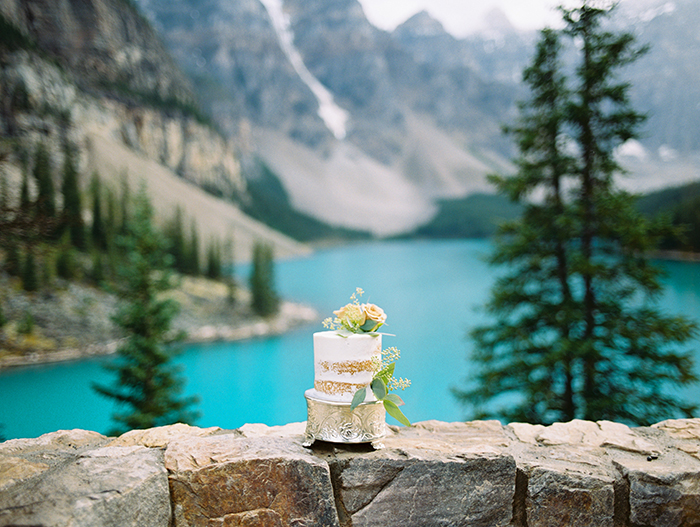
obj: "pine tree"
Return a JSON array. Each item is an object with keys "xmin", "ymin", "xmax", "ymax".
[
  {"xmin": 224, "ymin": 236, "xmax": 236, "ymax": 305},
  {"xmin": 456, "ymin": 3, "xmax": 697, "ymax": 425},
  {"xmin": 56, "ymin": 236, "xmax": 78, "ymax": 280},
  {"xmin": 21, "ymin": 247, "xmax": 38, "ymax": 292},
  {"xmin": 249, "ymin": 241, "xmax": 279, "ymax": 317},
  {"xmin": 118, "ymin": 175, "xmax": 130, "ymax": 236},
  {"xmin": 167, "ymin": 205, "xmax": 187, "ymax": 274},
  {"xmin": 187, "ymin": 220, "xmax": 200, "ymax": 276},
  {"xmin": 4, "ymin": 238, "xmax": 21, "ymax": 276},
  {"xmin": 90, "ymin": 173, "xmax": 107, "ymax": 251},
  {"xmin": 93, "ymin": 186, "xmax": 199, "ymax": 434},
  {"xmin": 205, "ymin": 238, "xmax": 222, "ymax": 280},
  {"xmin": 60, "ymin": 146, "xmax": 85, "ymax": 250},
  {"xmin": 32, "ymin": 142, "xmax": 55, "ymax": 219},
  {"xmin": 19, "ymin": 167, "xmax": 30, "ymax": 212}
]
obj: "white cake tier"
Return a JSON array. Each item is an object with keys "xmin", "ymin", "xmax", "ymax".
[{"xmin": 313, "ymin": 331, "xmax": 382, "ymax": 402}]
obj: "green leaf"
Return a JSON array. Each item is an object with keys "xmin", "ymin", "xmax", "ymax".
[
  {"xmin": 383, "ymin": 400, "xmax": 411, "ymax": 426},
  {"xmin": 384, "ymin": 393, "xmax": 405, "ymax": 407},
  {"xmin": 370, "ymin": 377, "xmax": 387, "ymax": 400},
  {"xmin": 376, "ymin": 362, "xmax": 395, "ymax": 385},
  {"xmin": 350, "ymin": 387, "xmax": 366, "ymax": 410}
]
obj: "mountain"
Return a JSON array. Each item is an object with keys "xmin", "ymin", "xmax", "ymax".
[
  {"xmin": 0, "ymin": 0, "xmax": 308, "ymax": 260},
  {"xmin": 131, "ymin": 0, "xmax": 700, "ymax": 238},
  {"xmin": 6, "ymin": 0, "xmax": 696, "ymax": 242},
  {"xmin": 133, "ymin": 0, "xmax": 519, "ymax": 236}
]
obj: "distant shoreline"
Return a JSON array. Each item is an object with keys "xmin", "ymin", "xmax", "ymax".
[
  {"xmin": 652, "ymin": 250, "xmax": 700, "ymax": 263},
  {"xmin": 0, "ymin": 301, "xmax": 318, "ymax": 372}
]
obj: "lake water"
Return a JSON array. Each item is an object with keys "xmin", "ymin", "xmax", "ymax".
[{"xmin": 1, "ymin": 239, "xmax": 699, "ymax": 440}]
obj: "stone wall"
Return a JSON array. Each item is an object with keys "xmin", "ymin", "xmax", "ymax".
[{"xmin": 1, "ymin": 418, "xmax": 699, "ymax": 526}]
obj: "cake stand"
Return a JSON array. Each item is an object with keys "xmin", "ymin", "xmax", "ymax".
[{"xmin": 302, "ymin": 389, "xmax": 386, "ymax": 448}]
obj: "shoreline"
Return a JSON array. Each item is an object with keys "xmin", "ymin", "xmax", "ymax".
[
  {"xmin": 0, "ymin": 301, "xmax": 319, "ymax": 372},
  {"xmin": 651, "ymin": 249, "xmax": 700, "ymax": 263}
]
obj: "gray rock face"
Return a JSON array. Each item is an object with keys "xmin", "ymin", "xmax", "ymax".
[
  {"xmin": 337, "ymin": 452, "xmax": 515, "ymax": 527},
  {"xmin": 0, "ymin": 430, "xmax": 170, "ymax": 527},
  {"xmin": 165, "ymin": 434, "xmax": 339, "ymax": 527},
  {"xmin": 2, "ymin": 419, "xmax": 699, "ymax": 526},
  {"xmin": 137, "ymin": 0, "xmax": 330, "ymax": 147},
  {"xmin": 1, "ymin": 0, "xmax": 196, "ymax": 106}
]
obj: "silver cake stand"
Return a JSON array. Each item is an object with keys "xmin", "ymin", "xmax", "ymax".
[{"xmin": 302, "ymin": 389, "xmax": 386, "ymax": 448}]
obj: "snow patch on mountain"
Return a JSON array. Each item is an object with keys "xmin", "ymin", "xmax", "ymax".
[{"xmin": 260, "ymin": 0, "xmax": 349, "ymax": 140}]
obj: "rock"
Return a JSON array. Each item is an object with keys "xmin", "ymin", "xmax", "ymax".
[
  {"xmin": 0, "ymin": 456, "xmax": 49, "ymax": 491},
  {"xmin": 328, "ymin": 421, "xmax": 516, "ymax": 527},
  {"xmin": 0, "ymin": 444, "xmax": 170, "ymax": 527},
  {"xmin": 166, "ymin": 434, "xmax": 339, "ymax": 527},
  {"xmin": 238, "ymin": 421, "xmax": 308, "ymax": 438},
  {"xmin": 340, "ymin": 452, "xmax": 515, "ymax": 527},
  {"xmin": 107, "ymin": 423, "xmax": 223, "ymax": 448},
  {"xmin": 0, "ymin": 429, "xmax": 108, "ymax": 454},
  {"xmin": 530, "ymin": 419, "xmax": 660, "ymax": 456},
  {"xmin": 612, "ymin": 449, "xmax": 700, "ymax": 527},
  {"xmin": 519, "ymin": 450, "xmax": 617, "ymax": 527},
  {"xmin": 509, "ymin": 422, "xmax": 547, "ymax": 444},
  {"xmin": 653, "ymin": 418, "xmax": 700, "ymax": 460},
  {"xmin": 1, "ymin": 0, "xmax": 196, "ymax": 106},
  {"xmin": 1, "ymin": 419, "xmax": 699, "ymax": 526}
]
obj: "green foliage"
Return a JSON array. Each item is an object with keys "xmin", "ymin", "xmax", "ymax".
[
  {"xmin": 93, "ymin": 186, "xmax": 199, "ymax": 434},
  {"xmin": 187, "ymin": 221, "xmax": 200, "ymax": 276},
  {"xmin": 409, "ymin": 193, "xmax": 523, "ymax": 239},
  {"xmin": 33, "ymin": 142, "xmax": 55, "ymax": 219},
  {"xmin": 97, "ymin": 80, "xmax": 215, "ymax": 130},
  {"xmin": 55, "ymin": 241, "xmax": 78, "ymax": 280},
  {"xmin": 350, "ymin": 359, "xmax": 411, "ymax": 426},
  {"xmin": 224, "ymin": 237, "xmax": 236, "ymax": 305},
  {"xmin": 17, "ymin": 310, "xmax": 34, "ymax": 335},
  {"xmin": 90, "ymin": 173, "xmax": 107, "ymax": 251},
  {"xmin": 0, "ymin": 13, "xmax": 36, "ymax": 52},
  {"xmin": 637, "ymin": 182, "xmax": 700, "ymax": 252},
  {"xmin": 249, "ymin": 241, "xmax": 279, "ymax": 317},
  {"xmin": 205, "ymin": 239, "xmax": 222, "ymax": 280},
  {"xmin": 21, "ymin": 248, "xmax": 38, "ymax": 292},
  {"xmin": 166, "ymin": 206, "xmax": 186, "ymax": 273},
  {"xmin": 10, "ymin": 80, "xmax": 31, "ymax": 112},
  {"xmin": 670, "ymin": 194, "xmax": 700, "ymax": 251},
  {"xmin": 4, "ymin": 238, "xmax": 21, "ymax": 276},
  {"xmin": 61, "ymin": 146, "xmax": 85, "ymax": 250},
  {"xmin": 457, "ymin": 4, "xmax": 698, "ymax": 426},
  {"xmin": 241, "ymin": 159, "xmax": 372, "ymax": 242},
  {"xmin": 19, "ymin": 168, "xmax": 30, "ymax": 212}
]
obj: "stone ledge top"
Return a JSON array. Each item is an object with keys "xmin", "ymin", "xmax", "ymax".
[{"xmin": 2, "ymin": 418, "xmax": 700, "ymax": 527}]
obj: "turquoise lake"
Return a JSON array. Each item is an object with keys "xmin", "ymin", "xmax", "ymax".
[{"xmin": 1, "ymin": 239, "xmax": 699, "ymax": 440}]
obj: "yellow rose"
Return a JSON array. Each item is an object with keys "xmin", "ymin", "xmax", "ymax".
[
  {"xmin": 360, "ymin": 303, "xmax": 386, "ymax": 331},
  {"xmin": 333, "ymin": 303, "xmax": 366, "ymax": 329}
]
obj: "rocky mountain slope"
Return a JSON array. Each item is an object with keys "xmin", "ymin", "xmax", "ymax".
[
  {"xmin": 135, "ymin": 0, "xmax": 516, "ymax": 236},
  {"xmin": 0, "ymin": 0, "xmax": 308, "ymax": 260},
  {"xmin": 134, "ymin": 0, "xmax": 700, "ymax": 236}
]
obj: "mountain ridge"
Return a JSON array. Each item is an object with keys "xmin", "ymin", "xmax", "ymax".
[{"xmin": 0, "ymin": 0, "xmax": 308, "ymax": 260}]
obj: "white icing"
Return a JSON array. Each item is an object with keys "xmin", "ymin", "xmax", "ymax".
[{"xmin": 312, "ymin": 331, "xmax": 381, "ymax": 402}]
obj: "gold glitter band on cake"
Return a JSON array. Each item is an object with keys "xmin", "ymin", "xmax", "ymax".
[
  {"xmin": 314, "ymin": 380, "xmax": 367, "ymax": 396},
  {"xmin": 318, "ymin": 359, "xmax": 375, "ymax": 375}
]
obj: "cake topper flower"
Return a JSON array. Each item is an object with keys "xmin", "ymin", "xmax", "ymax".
[
  {"xmin": 323, "ymin": 287, "xmax": 387, "ymax": 334},
  {"xmin": 323, "ymin": 288, "xmax": 411, "ymax": 426}
]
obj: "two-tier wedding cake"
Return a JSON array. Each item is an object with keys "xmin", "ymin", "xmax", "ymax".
[{"xmin": 303, "ymin": 288, "xmax": 410, "ymax": 446}]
